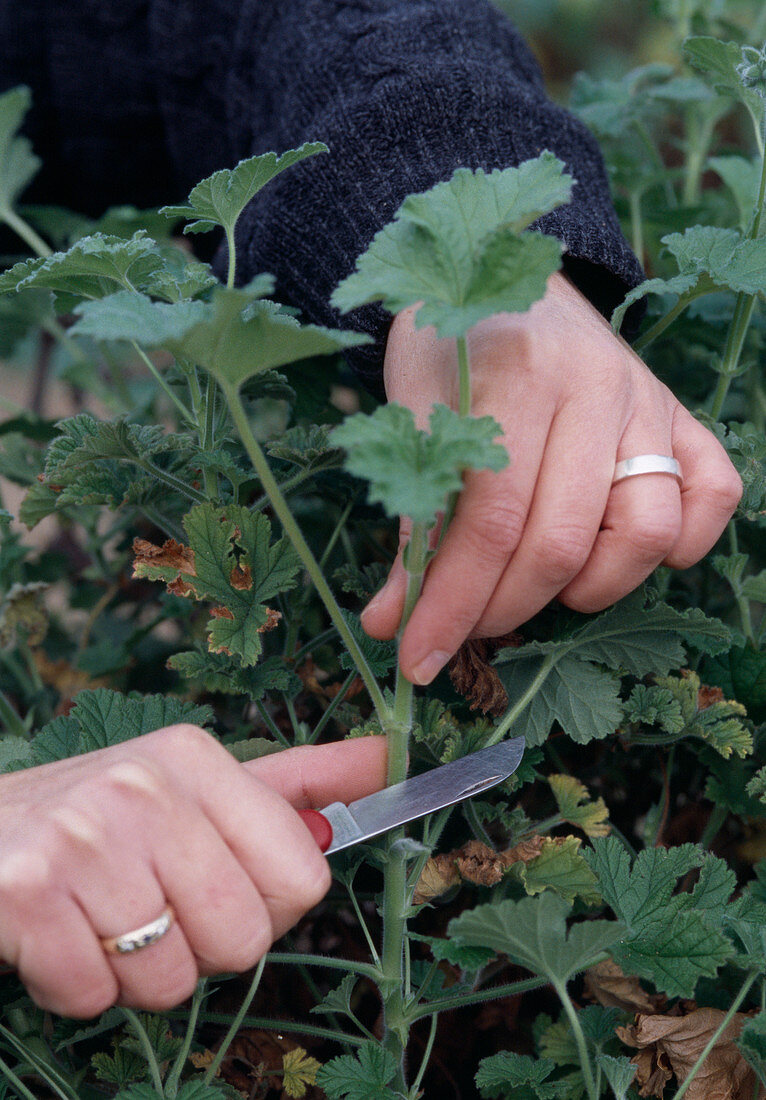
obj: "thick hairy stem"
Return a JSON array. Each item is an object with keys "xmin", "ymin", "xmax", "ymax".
[
  {"xmin": 223, "ymin": 383, "xmax": 390, "ymax": 722},
  {"xmin": 379, "ymin": 522, "xmax": 429, "ymax": 1091}
]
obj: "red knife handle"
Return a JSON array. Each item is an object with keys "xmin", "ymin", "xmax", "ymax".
[{"xmin": 298, "ymin": 809, "xmax": 334, "ymax": 853}]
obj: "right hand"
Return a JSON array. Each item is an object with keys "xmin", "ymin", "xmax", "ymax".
[{"xmin": 0, "ymin": 725, "xmax": 388, "ymax": 1017}]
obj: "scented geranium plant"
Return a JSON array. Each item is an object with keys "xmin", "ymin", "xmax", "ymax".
[{"xmin": 0, "ymin": 6, "xmax": 765, "ymax": 1098}]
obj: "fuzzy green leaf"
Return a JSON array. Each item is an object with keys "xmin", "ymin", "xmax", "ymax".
[
  {"xmin": 498, "ymin": 653, "xmax": 623, "ymax": 746},
  {"xmin": 548, "ymin": 775, "xmax": 610, "ymax": 837},
  {"xmin": 315, "ymin": 1042, "xmax": 399, "ymax": 1100},
  {"xmin": 71, "ymin": 290, "xmax": 209, "ymax": 344},
  {"xmin": 333, "ymin": 154, "xmax": 571, "ymax": 337},
  {"xmin": 133, "ymin": 503, "xmax": 300, "ymax": 666},
  {"xmin": 338, "ymin": 610, "xmax": 396, "ymax": 676},
  {"xmin": 508, "ymin": 835, "xmax": 602, "ymax": 905},
  {"xmin": 334, "ymin": 402, "xmax": 507, "ymax": 524},
  {"xmin": 708, "ymin": 155, "xmax": 763, "ymax": 233},
  {"xmin": 738, "ymin": 1012, "xmax": 766, "ymax": 1086},
  {"xmin": 31, "ymin": 690, "xmax": 213, "ymax": 764},
  {"xmin": 596, "ymin": 1054, "xmax": 637, "ymax": 1100},
  {"xmin": 0, "ymin": 86, "xmax": 40, "ymax": 213},
  {"xmin": 475, "ymin": 1052, "xmax": 558, "ymax": 1099},
  {"xmin": 412, "ymin": 933, "xmax": 495, "ymax": 971},
  {"xmin": 447, "ymin": 892, "xmax": 623, "ymax": 985},
  {"xmin": 684, "ymin": 36, "xmax": 766, "ymax": 128},
  {"xmin": 164, "ymin": 287, "xmax": 368, "ymax": 390},
  {"xmin": 267, "ymin": 424, "xmax": 343, "ymax": 471},
  {"xmin": 584, "ymin": 838, "xmax": 735, "ymax": 996},
  {"xmin": 0, "ymin": 232, "xmax": 165, "ymax": 312},
  {"xmin": 159, "ymin": 144, "xmax": 328, "ymax": 236},
  {"xmin": 167, "ymin": 650, "xmax": 300, "ymax": 699},
  {"xmin": 310, "ymin": 973, "xmax": 357, "ymax": 1019}
]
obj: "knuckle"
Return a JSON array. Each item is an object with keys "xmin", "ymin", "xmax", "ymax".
[
  {"xmin": 136, "ymin": 959, "xmax": 199, "ymax": 1012},
  {"xmin": 0, "ymin": 845, "xmax": 54, "ymax": 906},
  {"xmin": 155, "ymin": 723, "xmax": 214, "ymax": 755},
  {"xmin": 57, "ymin": 978, "xmax": 117, "ymax": 1020},
  {"xmin": 536, "ymin": 524, "xmax": 594, "ymax": 584},
  {"xmin": 701, "ymin": 467, "xmax": 743, "ymax": 516},
  {"xmin": 463, "ymin": 497, "xmax": 527, "ymax": 562},
  {"xmin": 287, "ymin": 857, "xmax": 333, "ymax": 912},
  {"xmin": 624, "ymin": 512, "xmax": 681, "ymax": 562},
  {"xmin": 98, "ymin": 759, "xmax": 165, "ymax": 802}
]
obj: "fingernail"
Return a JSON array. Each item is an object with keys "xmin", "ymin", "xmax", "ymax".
[{"xmin": 410, "ymin": 650, "xmax": 451, "ymax": 686}]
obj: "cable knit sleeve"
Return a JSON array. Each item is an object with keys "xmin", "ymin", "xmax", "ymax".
[
  {"xmin": 1, "ymin": 0, "xmax": 643, "ymax": 395},
  {"xmin": 149, "ymin": 0, "xmax": 643, "ymax": 395}
]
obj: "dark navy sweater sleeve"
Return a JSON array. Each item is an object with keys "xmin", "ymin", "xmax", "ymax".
[{"xmin": 0, "ymin": 0, "xmax": 643, "ymax": 394}]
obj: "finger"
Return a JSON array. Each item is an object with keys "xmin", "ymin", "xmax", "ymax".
[
  {"xmin": 560, "ymin": 430, "xmax": 682, "ymax": 614},
  {"xmin": 0, "ymin": 847, "xmax": 117, "ymax": 1019},
  {"xmin": 55, "ymin": 769, "xmax": 201, "ymax": 1012},
  {"xmin": 361, "ymin": 534, "xmax": 409, "ymax": 640},
  {"xmin": 469, "ymin": 399, "xmax": 619, "ymax": 637},
  {"xmin": 663, "ymin": 404, "xmax": 742, "ymax": 568},
  {"xmin": 397, "ymin": 408, "xmax": 552, "ymax": 684},
  {"xmin": 246, "ymin": 737, "xmax": 389, "ymax": 808}
]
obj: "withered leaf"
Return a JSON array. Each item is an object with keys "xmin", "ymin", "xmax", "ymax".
[
  {"xmin": 585, "ymin": 959, "xmax": 664, "ymax": 1015},
  {"xmin": 618, "ymin": 1008, "xmax": 765, "ymax": 1100},
  {"xmin": 230, "ymin": 562, "xmax": 253, "ymax": 590},
  {"xmin": 448, "ymin": 633, "xmax": 522, "ymax": 715},
  {"xmin": 132, "ymin": 536, "xmax": 196, "ymax": 576},
  {"xmin": 456, "ymin": 839, "xmax": 507, "ymax": 887},
  {"xmin": 412, "ymin": 854, "xmax": 461, "ymax": 905}
]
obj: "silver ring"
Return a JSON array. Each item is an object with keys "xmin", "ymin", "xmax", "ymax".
[
  {"xmin": 101, "ymin": 904, "xmax": 175, "ymax": 956},
  {"xmin": 612, "ymin": 454, "xmax": 682, "ymax": 486}
]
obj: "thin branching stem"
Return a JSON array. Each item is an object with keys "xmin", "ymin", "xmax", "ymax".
[
  {"xmin": 120, "ymin": 1008, "xmax": 165, "ymax": 1095},
  {"xmin": 164, "ymin": 979, "xmax": 208, "ymax": 1098},
  {"xmin": 203, "ymin": 957, "xmax": 267, "ymax": 1084}
]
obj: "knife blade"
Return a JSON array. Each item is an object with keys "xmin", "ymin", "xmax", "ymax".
[{"xmin": 298, "ymin": 736, "xmax": 525, "ymax": 854}]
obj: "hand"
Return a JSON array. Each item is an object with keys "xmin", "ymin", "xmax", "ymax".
[
  {"xmin": 362, "ymin": 272, "xmax": 742, "ymax": 684},
  {"xmin": 0, "ymin": 727, "xmax": 387, "ymax": 1017}
]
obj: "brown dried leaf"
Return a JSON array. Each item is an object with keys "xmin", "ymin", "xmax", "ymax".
[
  {"xmin": 617, "ymin": 1008, "xmax": 765, "ymax": 1100},
  {"xmin": 132, "ymin": 536, "xmax": 196, "ymax": 575},
  {"xmin": 259, "ymin": 607, "xmax": 281, "ymax": 633},
  {"xmin": 500, "ymin": 836, "xmax": 546, "ymax": 866},
  {"xmin": 698, "ymin": 684, "xmax": 725, "ymax": 709},
  {"xmin": 412, "ymin": 854, "xmax": 461, "ymax": 905},
  {"xmin": 230, "ymin": 562, "xmax": 253, "ymax": 591},
  {"xmin": 455, "ymin": 839, "xmax": 507, "ymax": 886},
  {"xmin": 447, "ymin": 632, "xmax": 522, "ymax": 716},
  {"xmin": 211, "ymin": 605, "xmax": 235, "ymax": 620},
  {"xmin": 584, "ymin": 959, "xmax": 664, "ymax": 1015}
]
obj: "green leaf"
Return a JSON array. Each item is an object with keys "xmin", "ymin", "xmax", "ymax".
[
  {"xmin": 159, "ymin": 144, "xmax": 328, "ymax": 236},
  {"xmin": 548, "ymin": 775, "xmax": 610, "ymax": 837},
  {"xmin": 0, "ymin": 289, "xmax": 54, "ymax": 357},
  {"xmin": 0, "ymin": 581, "xmax": 48, "ymax": 647},
  {"xmin": 652, "ymin": 671, "xmax": 753, "ymax": 759},
  {"xmin": 91, "ymin": 1046, "xmax": 147, "ymax": 1087},
  {"xmin": 267, "ymin": 424, "xmax": 343, "ymax": 471},
  {"xmin": 584, "ymin": 838, "xmax": 735, "ymax": 996},
  {"xmin": 508, "ymin": 835, "xmax": 602, "ymax": 906},
  {"xmin": 338, "ymin": 610, "xmax": 396, "ymax": 676},
  {"xmin": 71, "ymin": 290, "xmax": 209, "ymax": 344},
  {"xmin": 596, "ymin": 1054, "xmax": 637, "ymax": 1100},
  {"xmin": 708, "ymin": 155, "xmax": 763, "ymax": 233},
  {"xmin": 334, "ymin": 402, "xmax": 507, "ymax": 525},
  {"xmin": 164, "ymin": 287, "xmax": 369, "ymax": 391},
  {"xmin": 475, "ymin": 1052, "xmax": 558, "ymax": 1099},
  {"xmin": 168, "ymin": 650, "xmax": 300, "ymax": 699},
  {"xmin": 663, "ymin": 225, "xmax": 766, "ymax": 295},
  {"xmin": 0, "ymin": 86, "xmax": 40, "ymax": 213},
  {"xmin": 310, "ymin": 973, "xmax": 357, "ymax": 1019},
  {"xmin": 412, "ymin": 933, "xmax": 495, "ymax": 971},
  {"xmin": 333, "ymin": 154, "xmax": 571, "ymax": 337},
  {"xmin": 738, "ymin": 1011, "xmax": 766, "ymax": 1086},
  {"xmin": 315, "ymin": 1042, "xmax": 399, "ymax": 1100},
  {"xmin": 134, "ymin": 503, "xmax": 301, "ymax": 666},
  {"xmin": 624, "ymin": 683, "xmax": 684, "ymax": 733},
  {"xmin": 684, "ymin": 36, "xmax": 766, "ymax": 129},
  {"xmin": 0, "ymin": 736, "xmax": 34, "ymax": 773},
  {"xmin": 703, "ymin": 644, "xmax": 766, "ymax": 723},
  {"xmin": 31, "ymin": 689, "xmax": 213, "ymax": 763},
  {"xmin": 447, "ymin": 892, "xmax": 623, "ymax": 986},
  {"xmin": 497, "ymin": 653, "xmax": 623, "ymax": 746},
  {"xmin": 0, "ymin": 232, "xmax": 165, "ymax": 312}
]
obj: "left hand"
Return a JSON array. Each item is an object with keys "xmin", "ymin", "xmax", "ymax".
[{"xmin": 361, "ymin": 272, "xmax": 742, "ymax": 684}]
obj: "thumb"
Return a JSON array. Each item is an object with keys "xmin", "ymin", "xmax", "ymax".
[{"xmin": 243, "ymin": 736, "xmax": 388, "ymax": 809}]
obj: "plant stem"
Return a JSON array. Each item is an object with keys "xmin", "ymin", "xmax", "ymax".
[
  {"xmin": 0, "ymin": 1052, "xmax": 41, "ymax": 1100},
  {"xmin": 265, "ymin": 951, "xmax": 380, "ymax": 981},
  {"xmin": 345, "ymin": 881, "xmax": 383, "ymax": 967},
  {"xmin": 120, "ymin": 1008, "xmax": 165, "ymax": 1096},
  {"xmin": 553, "ymin": 979, "xmax": 598, "ymax": 1100},
  {"xmin": 225, "ymin": 227, "xmax": 237, "ymax": 289},
  {"xmin": 488, "ymin": 654, "xmax": 556, "ymax": 744},
  {"xmin": 164, "ymin": 979, "xmax": 207, "ymax": 1098},
  {"xmin": 408, "ymin": 975, "xmax": 548, "ymax": 1022},
  {"xmin": 728, "ymin": 522, "xmax": 756, "ymax": 645},
  {"xmin": 254, "ymin": 699, "xmax": 292, "ymax": 747},
  {"xmin": 700, "ymin": 803, "xmax": 728, "ymax": 850},
  {"xmin": 136, "ymin": 457, "xmax": 207, "ymax": 504},
  {"xmin": 456, "ymin": 334, "xmax": 471, "ymax": 416},
  {"xmin": 169, "ymin": 1008, "xmax": 365, "ymax": 1047},
  {"xmin": 671, "ymin": 970, "xmax": 759, "ymax": 1100},
  {"xmin": 131, "ymin": 343, "xmax": 194, "ymax": 425},
  {"xmin": 1, "ymin": 207, "xmax": 53, "ymax": 257},
  {"xmin": 223, "ymin": 382, "xmax": 390, "ymax": 723},
  {"xmin": 633, "ymin": 295, "xmax": 695, "ymax": 355},
  {"xmin": 200, "ymin": 374, "xmax": 219, "ymax": 499},
  {"xmin": 379, "ymin": 522, "xmax": 430, "ymax": 1091},
  {"xmin": 310, "ymin": 670, "xmax": 358, "ymax": 743},
  {"xmin": 408, "ymin": 1013, "xmax": 439, "ymax": 1099},
  {"xmin": 203, "ymin": 956, "xmax": 266, "ymax": 1085}
]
